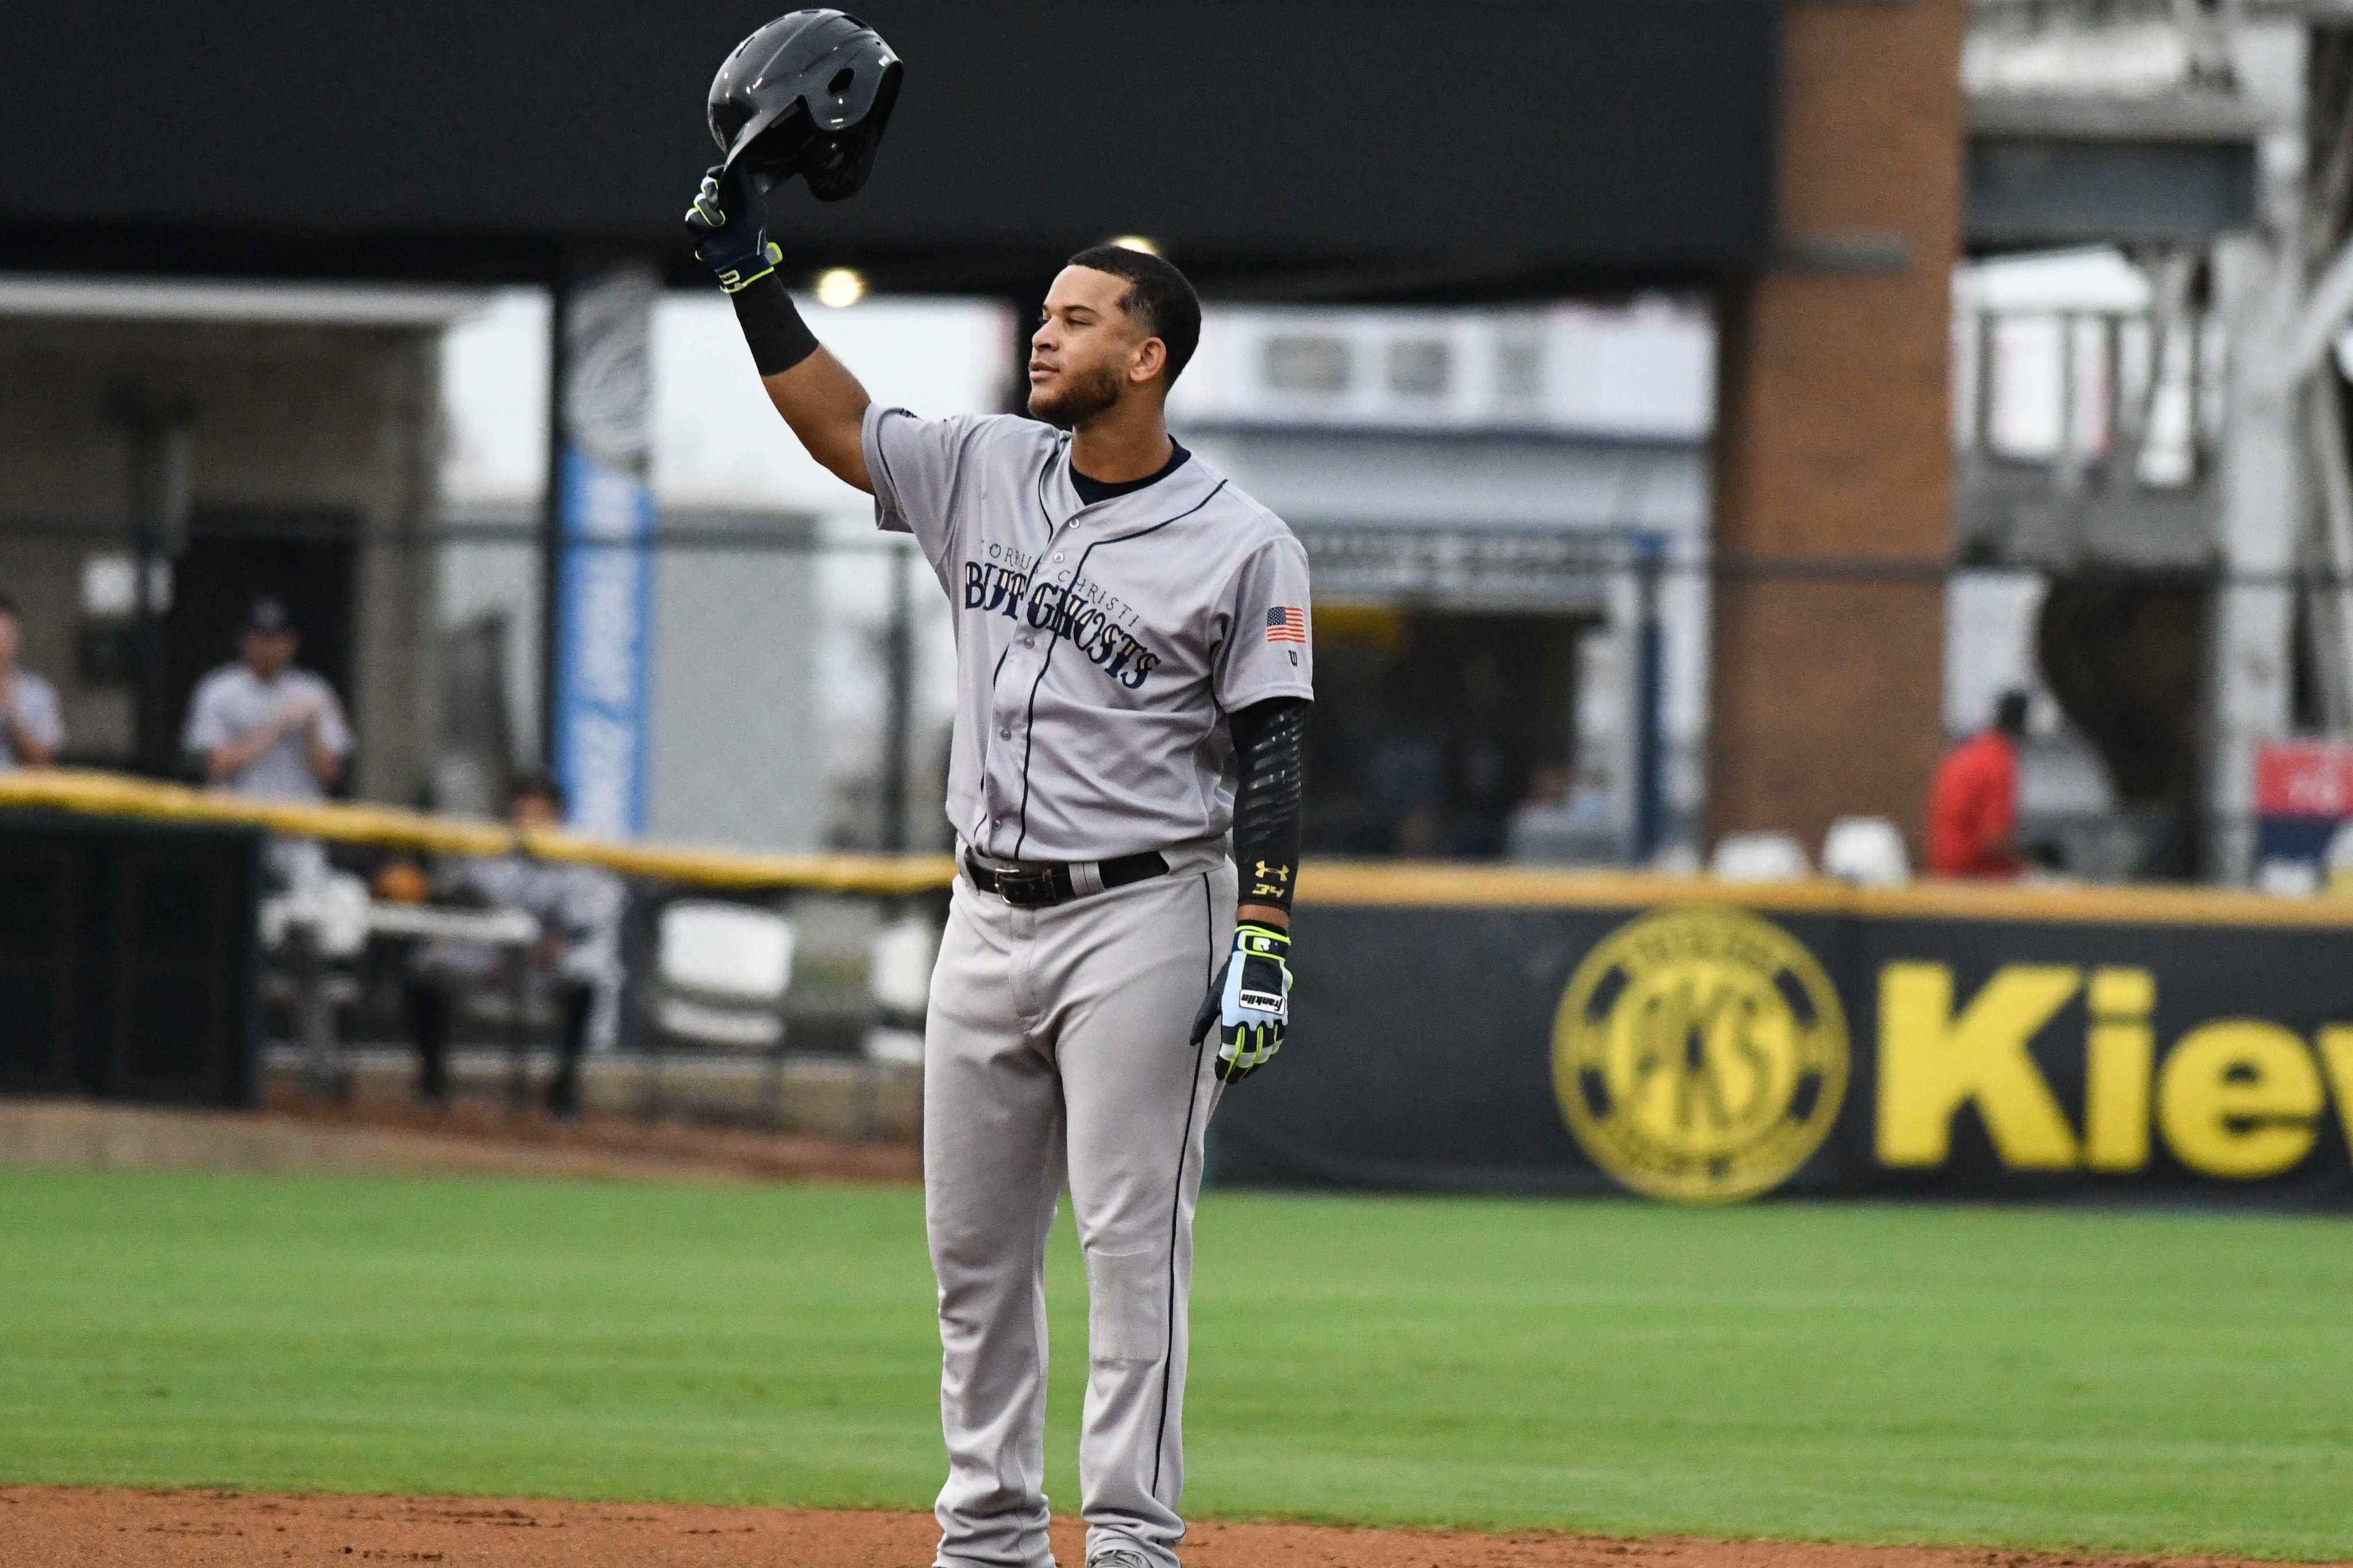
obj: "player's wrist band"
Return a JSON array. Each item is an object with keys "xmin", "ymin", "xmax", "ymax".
[{"xmin": 730, "ymin": 273, "xmax": 821, "ymax": 376}]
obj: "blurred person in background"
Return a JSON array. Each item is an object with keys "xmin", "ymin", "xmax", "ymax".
[
  {"xmin": 183, "ymin": 596, "xmax": 350, "ymax": 800},
  {"xmin": 402, "ymin": 772, "xmax": 619, "ymax": 1119},
  {"xmin": 1927, "ymin": 688, "xmax": 2029, "ymax": 878},
  {"xmin": 182, "ymin": 596, "xmax": 353, "ymax": 886},
  {"xmin": 0, "ymin": 593, "xmax": 64, "ymax": 770},
  {"xmin": 1505, "ymin": 758, "xmax": 1616, "ymax": 863},
  {"xmin": 1372, "ymin": 735, "xmax": 1444, "ymax": 856}
]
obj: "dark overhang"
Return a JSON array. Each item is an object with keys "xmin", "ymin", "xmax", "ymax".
[
  {"xmin": 0, "ymin": 1, "xmax": 1779, "ymax": 301},
  {"xmin": 1966, "ymin": 92, "xmax": 2266, "ymax": 251}
]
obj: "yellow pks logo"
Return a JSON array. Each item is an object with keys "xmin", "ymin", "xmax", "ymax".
[{"xmin": 1552, "ymin": 907, "xmax": 1849, "ymax": 1203}]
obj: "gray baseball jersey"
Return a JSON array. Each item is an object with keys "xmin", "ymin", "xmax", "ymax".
[
  {"xmin": 863, "ymin": 405, "xmax": 1314, "ymax": 863},
  {"xmin": 0, "ymin": 670, "xmax": 64, "ymax": 769},
  {"xmin": 181, "ymin": 663, "xmax": 353, "ymax": 802},
  {"xmin": 412, "ymin": 853, "xmax": 623, "ymax": 987}
]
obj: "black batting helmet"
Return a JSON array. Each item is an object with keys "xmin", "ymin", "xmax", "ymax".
[{"xmin": 707, "ymin": 9, "xmax": 903, "ymax": 202}]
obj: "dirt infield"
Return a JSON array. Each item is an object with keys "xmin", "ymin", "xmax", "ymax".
[
  {"xmin": 2, "ymin": 1489, "xmax": 2340, "ymax": 1568},
  {"xmin": 0, "ymin": 1098, "xmax": 920, "ymax": 1185},
  {"xmin": 269, "ymin": 1098, "xmax": 923, "ymax": 1184}
]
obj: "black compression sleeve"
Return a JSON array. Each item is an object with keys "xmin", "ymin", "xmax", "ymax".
[
  {"xmin": 728, "ymin": 272, "xmax": 821, "ymax": 376},
  {"xmin": 1229, "ymin": 697, "xmax": 1307, "ymax": 913}
]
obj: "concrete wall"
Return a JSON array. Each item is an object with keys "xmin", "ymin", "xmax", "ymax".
[
  {"xmin": 0, "ymin": 315, "xmax": 440, "ymax": 800},
  {"xmin": 1707, "ymin": 0, "xmax": 1968, "ymax": 856}
]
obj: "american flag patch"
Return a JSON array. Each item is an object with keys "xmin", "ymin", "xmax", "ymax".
[{"xmin": 1266, "ymin": 607, "xmax": 1307, "ymax": 644}]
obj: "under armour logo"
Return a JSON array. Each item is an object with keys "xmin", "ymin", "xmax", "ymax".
[{"xmin": 1253, "ymin": 862, "xmax": 1290, "ymax": 884}]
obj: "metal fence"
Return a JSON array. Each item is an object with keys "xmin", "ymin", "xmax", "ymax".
[{"xmin": 7, "ymin": 505, "xmax": 2353, "ymax": 888}]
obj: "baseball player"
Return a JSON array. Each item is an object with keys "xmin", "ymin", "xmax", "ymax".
[{"xmin": 688, "ymin": 186, "xmax": 1312, "ymax": 1567}]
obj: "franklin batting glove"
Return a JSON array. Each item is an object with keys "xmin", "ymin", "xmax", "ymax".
[
  {"xmin": 1191, "ymin": 924, "xmax": 1291, "ymax": 1083},
  {"xmin": 684, "ymin": 164, "xmax": 782, "ymax": 294}
]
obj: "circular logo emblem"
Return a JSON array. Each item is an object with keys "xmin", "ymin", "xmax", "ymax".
[{"xmin": 1552, "ymin": 908, "xmax": 1847, "ymax": 1203}]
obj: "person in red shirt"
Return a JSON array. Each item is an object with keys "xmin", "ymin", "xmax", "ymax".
[{"xmin": 1927, "ymin": 690, "xmax": 2030, "ymax": 877}]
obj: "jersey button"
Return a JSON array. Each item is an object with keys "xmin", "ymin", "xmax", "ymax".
[
  {"xmin": 1020, "ymin": 635, "xmax": 1035, "ymax": 648},
  {"xmin": 1052, "ymin": 552, "xmax": 1064, "ymax": 562},
  {"xmin": 998, "ymin": 726, "xmax": 1011, "ymax": 739}
]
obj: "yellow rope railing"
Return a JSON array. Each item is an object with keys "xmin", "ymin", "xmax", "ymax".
[
  {"xmin": 5, "ymin": 768, "xmax": 2350, "ymax": 924},
  {"xmin": 0, "ymin": 770, "xmax": 956, "ymax": 895}
]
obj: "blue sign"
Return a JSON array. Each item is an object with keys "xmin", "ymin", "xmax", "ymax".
[
  {"xmin": 550, "ymin": 262, "xmax": 659, "ymax": 839},
  {"xmin": 553, "ymin": 449, "xmax": 655, "ymax": 837}
]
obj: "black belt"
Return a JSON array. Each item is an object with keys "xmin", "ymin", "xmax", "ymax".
[{"xmin": 962, "ymin": 849, "xmax": 1170, "ymax": 909}]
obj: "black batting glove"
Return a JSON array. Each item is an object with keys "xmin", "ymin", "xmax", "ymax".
[{"xmin": 684, "ymin": 164, "xmax": 781, "ymax": 294}]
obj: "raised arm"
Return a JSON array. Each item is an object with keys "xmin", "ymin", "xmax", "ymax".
[
  {"xmin": 685, "ymin": 167, "xmax": 873, "ymax": 493},
  {"xmin": 759, "ymin": 349, "xmax": 871, "ymax": 493}
]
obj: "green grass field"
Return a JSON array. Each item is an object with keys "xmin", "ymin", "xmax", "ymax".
[{"xmin": 1, "ymin": 1168, "xmax": 2348, "ymax": 1559}]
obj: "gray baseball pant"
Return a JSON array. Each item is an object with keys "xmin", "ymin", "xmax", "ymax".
[{"xmin": 925, "ymin": 856, "xmax": 1236, "ymax": 1568}]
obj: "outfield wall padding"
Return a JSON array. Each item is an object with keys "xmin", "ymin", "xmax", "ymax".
[
  {"xmin": 0, "ymin": 812, "xmax": 262, "ymax": 1109},
  {"xmin": 10, "ymin": 779, "xmax": 2353, "ymax": 1203},
  {"xmin": 1221, "ymin": 874, "xmax": 2353, "ymax": 1206}
]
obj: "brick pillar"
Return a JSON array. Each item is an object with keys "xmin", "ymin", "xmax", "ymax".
[{"xmin": 1706, "ymin": 0, "xmax": 1966, "ymax": 858}]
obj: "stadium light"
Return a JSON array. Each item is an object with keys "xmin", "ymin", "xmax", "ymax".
[{"xmin": 815, "ymin": 268, "xmax": 867, "ymax": 308}]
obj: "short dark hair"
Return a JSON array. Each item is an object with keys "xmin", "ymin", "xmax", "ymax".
[
  {"xmin": 1065, "ymin": 244, "xmax": 1201, "ymax": 387},
  {"xmin": 1995, "ymin": 689, "xmax": 2031, "ymax": 736}
]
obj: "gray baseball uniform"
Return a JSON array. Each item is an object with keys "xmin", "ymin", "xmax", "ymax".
[
  {"xmin": 865, "ymin": 404, "xmax": 1312, "ymax": 1568},
  {"xmin": 0, "ymin": 670, "xmax": 64, "ymax": 769},
  {"xmin": 182, "ymin": 663, "xmax": 353, "ymax": 802}
]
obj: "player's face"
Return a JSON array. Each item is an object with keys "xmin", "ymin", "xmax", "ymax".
[
  {"xmin": 1027, "ymin": 266, "xmax": 1166, "ymax": 428},
  {"xmin": 242, "ymin": 629, "xmax": 296, "ymax": 678}
]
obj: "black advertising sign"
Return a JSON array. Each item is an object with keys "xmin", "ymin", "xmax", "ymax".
[
  {"xmin": 0, "ymin": 812, "xmax": 263, "ymax": 1109},
  {"xmin": 1218, "ymin": 871, "xmax": 2353, "ymax": 1206},
  {"xmin": 1857, "ymin": 913, "xmax": 2353, "ymax": 1200}
]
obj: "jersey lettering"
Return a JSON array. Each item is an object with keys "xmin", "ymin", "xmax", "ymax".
[
  {"xmin": 873, "ymin": 408, "xmax": 1311, "ymax": 861},
  {"xmin": 966, "ymin": 553, "xmax": 1166, "ymax": 689},
  {"xmin": 964, "ymin": 559, "xmax": 1033, "ymax": 618}
]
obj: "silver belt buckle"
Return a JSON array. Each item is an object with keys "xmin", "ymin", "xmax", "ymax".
[{"xmin": 990, "ymin": 866, "xmax": 1059, "ymax": 908}]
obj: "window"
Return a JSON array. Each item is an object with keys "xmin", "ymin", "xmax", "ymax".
[
  {"xmin": 1386, "ymin": 338, "xmax": 1451, "ymax": 397},
  {"xmin": 1262, "ymin": 334, "xmax": 1352, "ymax": 395},
  {"xmin": 1494, "ymin": 333, "xmax": 1546, "ymax": 405}
]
